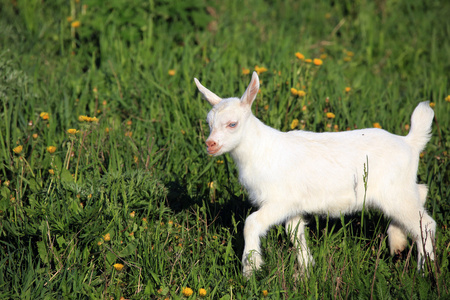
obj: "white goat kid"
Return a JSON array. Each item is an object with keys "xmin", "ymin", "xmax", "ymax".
[{"xmin": 194, "ymin": 72, "xmax": 436, "ymax": 278}]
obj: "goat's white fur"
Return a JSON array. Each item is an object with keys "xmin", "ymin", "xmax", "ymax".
[{"xmin": 194, "ymin": 72, "xmax": 436, "ymax": 278}]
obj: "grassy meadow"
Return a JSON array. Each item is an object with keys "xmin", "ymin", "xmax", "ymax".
[{"xmin": 1, "ymin": 0, "xmax": 450, "ymax": 298}]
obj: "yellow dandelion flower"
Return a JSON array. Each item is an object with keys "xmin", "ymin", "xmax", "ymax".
[
  {"xmin": 216, "ymin": 160, "xmax": 224, "ymax": 164},
  {"xmin": 97, "ymin": 241, "xmax": 103, "ymax": 246},
  {"xmin": 113, "ymin": 263, "xmax": 124, "ymax": 271},
  {"xmin": 181, "ymin": 129, "xmax": 186, "ymax": 135},
  {"xmin": 126, "ymin": 120, "xmax": 132, "ymax": 126},
  {"xmin": 326, "ymin": 112, "xmax": 335, "ymax": 119},
  {"xmin": 429, "ymin": 102, "xmax": 435, "ymax": 108},
  {"xmin": 103, "ymin": 233, "xmax": 111, "ymax": 242},
  {"xmin": 13, "ymin": 145, "xmax": 23, "ymax": 154},
  {"xmin": 290, "ymin": 88, "xmax": 298, "ymax": 96},
  {"xmin": 313, "ymin": 58, "xmax": 323, "ymax": 66},
  {"xmin": 262, "ymin": 290, "xmax": 269, "ymax": 297},
  {"xmin": 168, "ymin": 69, "xmax": 176, "ymax": 76},
  {"xmin": 105, "ymin": 127, "xmax": 110, "ymax": 133},
  {"xmin": 346, "ymin": 51, "xmax": 355, "ymax": 57},
  {"xmin": 208, "ymin": 181, "xmax": 214, "ymax": 189},
  {"xmin": 345, "ymin": 87, "xmax": 351, "ymax": 93},
  {"xmin": 446, "ymin": 95, "xmax": 450, "ymax": 102},
  {"xmin": 182, "ymin": 287, "xmax": 193, "ymax": 297},
  {"xmin": 40, "ymin": 112, "xmax": 50, "ymax": 120},
  {"xmin": 142, "ymin": 217, "xmax": 147, "ymax": 222},
  {"xmin": 32, "ymin": 133, "xmax": 38, "ymax": 139},
  {"xmin": 199, "ymin": 288, "xmax": 207, "ymax": 297},
  {"xmin": 71, "ymin": 21, "xmax": 81, "ymax": 28},
  {"xmin": 295, "ymin": 52, "xmax": 305, "ymax": 60},
  {"xmin": 254, "ymin": 65, "xmax": 268, "ymax": 75},
  {"xmin": 49, "ymin": 169, "xmax": 55, "ymax": 175},
  {"xmin": 291, "ymin": 119, "xmax": 299, "ymax": 129},
  {"xmin": 344, "ymin": 56, "xmax": 352, "ymax": 62},
  {"xmin": 242, "ymin": 68, "xmax": 250, "ymax": 75},
  {"xmin": 125, "ymin": 131, "xmax": 132, "ymax": 137},
  {"xmin": 305, "ymin": 59, "xmax": 312, "ymax": 63},
  {"xmin": 264, "ymin": 104, "xmax": 269, "ymax": 110},
  {"xmin": 47, "ymin": 146, "xmax": 56, "ymax": 154},
  {"xmin": 404, "ymin": 124, "xmax": 410, "ymax": 131},
  {"xmin": 297, "ymin": 90, "xmax": 306, "ymax": 97},
  {"xmin": 130, "ymin": 211, "xmax": 135, "ymax": 218},
  {"xmin": 67, "ymin": 128, "xmax": 79, "ymax": 134},
  {"xmin": 134, "ymin": 155, "xmax": 138, "ymax": 163},
  {"xmin": 373, "ymin": 122, "xmax": 382, "ymax": 129},
  {"xmin": 78, "ymin": 115, "xmax": 89, "ymax": 122}
]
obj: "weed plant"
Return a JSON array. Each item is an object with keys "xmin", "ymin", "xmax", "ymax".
[{"xmin": 0, "ymin": 0, "xmax": 449, "ymax": 299}]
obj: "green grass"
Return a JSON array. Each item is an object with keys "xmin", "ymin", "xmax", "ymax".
[{"xmin": 1, "ymin": 0, "xmax": 449, "ymax": 298}]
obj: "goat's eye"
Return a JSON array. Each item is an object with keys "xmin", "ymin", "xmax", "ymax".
[{"xmin": 228, "ymin": 122, "xmax": 237, "ymax": 128}]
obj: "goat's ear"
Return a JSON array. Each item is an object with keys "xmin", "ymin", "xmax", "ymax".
[
  {"xmin": 194, "ymin": 78, "xmax": 222, "ymax": 106},
  {"xmin": 241, "ymin": 71, "xmax": 259, "ymax": 107}
]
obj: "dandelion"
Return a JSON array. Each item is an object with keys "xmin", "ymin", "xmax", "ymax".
[
  {"xmin": 103, "ymin": 233, "xmax": 111, "ymax": 242},
  {"xmin": 49, "ymin": 169, "xmax": 55, "ymax": 175},
  {"xmin": 113, "ymin": 263, "xmax": 124, "ymax": 271},
  {"xmin": 373, "ymin": 122, "xmax": 382, "ymax": 129},
  {"xmin": 47, "ymin": 146, "xmax": 56, "ymax": 154},
  {"xmin": 326, "ymin": 112, "xmax": 335, "ymax": 119},
  {"xmin": 13, "ymin": 145, "xmax": 23, "ymax": 154},
  {"xmin": 262, "ymin": 290, "xmax": 269, "ymax": 297},
  {"xmin": 126, "ymin": 120, "xmax": 132, "ymax": 126},
  {"xmin": 71, "ymin": 21, "xmax": 81, "ymax": 28},
  {"xmin": 134, "ymin": 155, "xmax": 138, "ymax": 163},
  {"xmin": 216, "ymin": 160, "xmax": 224, "ymax": 164},
  {"xmin": 181, "ymin": 129, "xmax": 186, "ymax": 135},
  {"xmin": 97, "ymin": 241, "xmax": 102, "ymax": 246},
  {"xmin": 168, "ymin": 69, "xmax": 176, "ymax": 76},
  {"xmin": 254, "ymin": 65, "xmax": 268, "ymax": 75},
  {"xmin": 405, "ymin": 124, "xmax": 410, "ymax": 131},
  {"xmin": 40, "ymin": 112, "xmax": 50, "ymax": 120},
  {"xmin": 305, "ymin": 58, "xmax": 312, "ymax": 63},
  {"xmin": 295, "ymin": 52, "xmax": 305, "ymax": 60},
  {"xmin": 67, "ymin": 128, "xmax": 79, "ymax": 134},
  {"xmin": 290, "ymin": 88, "xmax": 298, "ymax": 96},
  {"xmin": 242, "ymin": 68, "xmax": 250, "ymax": 75},
  {"xmin": 199, "ymin": 288, "xmax": 207, "ymax": 297},
  {"xmin": 32, "ymin": 133, "xmax": 38, "ymax": 139},
  {"xmin": 429, "ymin": 102, "xmax": 435, "ymax": 108},
  {"xmin": 125, "ymin": 131, "xmax": 132, "ymax": 137},
  {"xmin": 208, "ymin": 181, "xmax": 214, "ymax": 188},
  {"xmin": 313, "ymin": 58, "xmax": 323, "ymax": 66},
  {"xmin": 182, "ymin": 287, "xmax": 193, "ymax": 297},
  {"xmin": 446, "ymin": 95, "xmax": 450, "ymax": 102},
  {"xmin": 346, "ymin": 51, "xmax": 355, "ymax": 57},
  {"xmin": 291, "ymin": 119, "xmax": 299, "ymax": 129},
  {"xmin": 297, "ymin": 90, "xmax": 306, "ymax": 97},
  {"xmin": 130, "ymin": 211, "xmax": 135, "ymax": 218},
  {"xmin": 345, "ymin": 87, "xmax": 351, "ymax": 93},
  {"xmin": 168, "ymin": 220, "xmax": 174, "ymax": 226},
  {"xmin": 344, "ymin": 56, "xmax": 352, "ymax": 62},
  {"xmin": 78, "ymin": 115, "xmax": 89, "ymax": 122},
  {"xmin": 264, "ymin": 104, "xmax": 269, "ymax": 110}
]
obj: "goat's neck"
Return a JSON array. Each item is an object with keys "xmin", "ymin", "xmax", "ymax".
[{"xmin": 230, "ymin": 115, "xmax": 277, "ymax": 168}]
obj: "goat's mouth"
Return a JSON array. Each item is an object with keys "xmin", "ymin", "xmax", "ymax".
[{"xmin": 207, "ymin": 146, "xmax": 223, "ymax": 155}]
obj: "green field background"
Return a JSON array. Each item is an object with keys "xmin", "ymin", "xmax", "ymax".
[{"xmin": 1, "ymin": 0, "xmax": 449, "ymax": 299}]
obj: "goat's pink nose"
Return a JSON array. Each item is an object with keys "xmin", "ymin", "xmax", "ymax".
[{"xmin": 206, "ymin": 140, "xmax": 216, "ymax": 149}]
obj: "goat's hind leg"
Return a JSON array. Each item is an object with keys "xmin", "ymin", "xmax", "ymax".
[{"xmin": 285, "ymin": 215, "xmax": 314, "ymax": 276}]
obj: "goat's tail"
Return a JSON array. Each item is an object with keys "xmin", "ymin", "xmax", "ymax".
[{"xmin": 405, "ymin": 101, "xmax": 434, "ymax": 153}]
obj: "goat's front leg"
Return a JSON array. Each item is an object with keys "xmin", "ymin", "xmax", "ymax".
[
  {"xmin": 285, "ymin": 215, "xmax": 314, "ymax": 276},
  {"xmin": 242, "ymin": 204, "xmax": 287, "ymax": 278}
]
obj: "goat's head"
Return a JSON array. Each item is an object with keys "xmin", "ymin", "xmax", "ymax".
[{"xmin": 194, "ymin": 72, "xmax": 260, "ymax": 156}]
